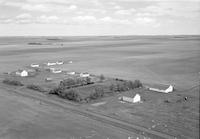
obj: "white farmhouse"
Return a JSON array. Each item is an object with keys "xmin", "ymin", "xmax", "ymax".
[{"xmin": 16, "ymin": 70, "xmax": 28, "ymax": 77}]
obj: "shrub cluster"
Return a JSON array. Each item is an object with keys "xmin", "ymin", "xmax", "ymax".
[
  {"xmin": 49, "ymin": 87, "xmax": 81, "ymax": 102},
  {"xmin": 89, "ymin": 87, "xmax": 104, "ymax": 100},
  {"xmin": 28, "ymin": 42, "xmax": 42, "ymax": 45},
  {"xmin": 109, "ymin": 80, "xmax": 143, "ymax": 92},
  {"xmin": 49, "ymin": 78, "xmax": 142, "ymax": 103},
  {"xmin": 26, "ymin": 84, "xmax": 46, "ymax": 92},
  {"xmin": 3, "ymin": 79, "xmax": 23, "ymax": 86},
  {"xmin": 99, "ymin": 74, "xmax": 105, "ymax": 82},
  {"xmin": 59, "ymin": 77, "xmax": 92, "ymax": 89}
]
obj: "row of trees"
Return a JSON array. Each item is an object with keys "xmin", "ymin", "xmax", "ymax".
[
  {"xmin": 49, "ymin": 87, "xmax": 82, "ymax": 102},
  {"xmin": 89, "ymin": 80, "xmax": 143, "ymax": 101},
  {"xmin": 49, "ymin": 79, "xmax": 143, "ymax": 103},
  {"xmin": 59, "ymin": 77, "xmax": 92, "ymax": 89},
  {"xmin": 26, "ymin": 84, "xmax": 47, "ymax": 92},
  {"xmin": 110, "ymin": 80, "xmax": 143, "ymax": 92},
  {"xmin": 3, "ymin": 78, "xmax": 23, "ymax": 86}
]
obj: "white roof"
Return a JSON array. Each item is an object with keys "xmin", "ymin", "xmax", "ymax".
[{"xmin": 149, "ymin": 84, "xmax": 173, "ymax": 93}]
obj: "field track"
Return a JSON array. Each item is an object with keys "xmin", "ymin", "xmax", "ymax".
[{"xmin": 0, "ymin": 84, "xmax": 176, "ymax": 139}]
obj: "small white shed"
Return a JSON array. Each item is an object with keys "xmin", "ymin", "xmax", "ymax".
[
  {"xmin": 52, "ymin": 69, "xmax": 62, "ymax": 73},
  {"xmin": 46, "ymin": 62, "xmax": 56, "ymax": 66},
  {"xmin": 56, "ymin": 61, "xmax": 64, "ymax": 65},
  {"xmin": 16, "ymin": 70, "xmax": 28, "ymax": 77},
  {"xmin": 80, "ymin": 73, "xmax": 90, "ymax": 77},
  {"xmin": 31, "ymin": 64, "xmax": 39, "ymax": 67},
  {"xmin": 67, "ymin": 71, "xmax": 75, "ymax": 75}
]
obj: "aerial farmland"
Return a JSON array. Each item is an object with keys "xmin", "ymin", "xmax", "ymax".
[{"xmin": 0, "ymin": 35, "xmax": 199, "ymax": 139}]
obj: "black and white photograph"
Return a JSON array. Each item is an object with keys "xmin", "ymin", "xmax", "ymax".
[{"xmin": 0, "ymin": 0, "xmax": 199, "ymax": 139}]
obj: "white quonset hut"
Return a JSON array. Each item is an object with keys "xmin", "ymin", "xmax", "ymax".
[
  {"xmin": 16, "ymin": 70, "xmax": 28, "ymax": 77},
  {"xmin": 149, "ymin": 84, "xmax": 174, "ymax": 93}
]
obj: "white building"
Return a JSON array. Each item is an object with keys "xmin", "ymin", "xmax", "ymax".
[
  {"xmin": 119, "ymin": 94, "xmax": 141, "ymax": 103},
  {"xmin": 46, "ymin": 62, "xmax": 56, "ymax": 66},
  {"xmin": 56, "ymin": 61, "xmax": 64, "ymax": 65},
  {"xmin": 149, "ymin": 84, "xmax": 173, "ymax": 93},
  {"xmin": 67, "ymin": 71, "xmax": 75, "ymax": 75},
  {"xmin": 16, "ymin": 70, "xmax": 28, "ymax": 77},
  {"xmin": 31, "ymin": 63, "xmax": 39, "ymax": 67},
  {"xmin": 80, "ymin": 72, "xmax": 90, "ymax": 77},
  {"xmin": 133, "ymin": 94, "xmax": 141, "ymax": 103},
  {"xmin": 45, "ymin": 77, "xmax": 52, "ymax": 82},
  {"xmin": 52, "ymin": 69, "xmax": 62, "ymax": 73}
]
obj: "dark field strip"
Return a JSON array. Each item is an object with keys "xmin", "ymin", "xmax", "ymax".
[
  {"xmin": 0, "ymin": 40, "xmax": 159, "ymax": 56},
  {"xmin": 1, "ymin": 84, "xmax": 176, "ymax": 139}
]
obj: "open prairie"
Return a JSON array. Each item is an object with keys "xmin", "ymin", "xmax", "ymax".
[
  {"xmin": 0, "ymin": 35, "xmax": 199, "ymax": 89},
  {"xmin": 0, "ymin": 35, "xmax": 199, "ymax": 139}
]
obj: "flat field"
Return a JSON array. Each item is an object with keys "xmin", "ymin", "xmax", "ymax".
[
  {"xmin": 0, "ymin": 88, "xmax": 134, "ymax": 139},
  {"xmin": 0, "ymin": 35, "xmax": 199, "ymax": 139},
  {"xmin": 0, "ymin": 35, "xmax": 199, "ymax": 89}
]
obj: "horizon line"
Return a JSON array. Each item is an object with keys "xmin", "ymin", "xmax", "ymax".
[{"xmin": 0, "ymin": 34, "xmax": 200, "ymax": 37}]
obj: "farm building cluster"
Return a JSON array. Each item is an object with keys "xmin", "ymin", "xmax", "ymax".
[
  {"xmin": 8, "ymin": 60, "xmax": 89, "ymax": 79},
  {"xmin": 3, "ymin": 60, "xmax": 95, "ymax": 90},
  {"xmin": 3, "ymin": 59, "xmax": 101, "ymax": 91},
  {"xmin": 2, "ymin": 60, "xmax": 174, "ymax": 104}
]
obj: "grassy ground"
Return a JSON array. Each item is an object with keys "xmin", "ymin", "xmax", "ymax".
[
  {"xmin": 0, "ymin": 88, "xmax": 135, "ymax": 139},
  {"xmin": 0, "ymin": 35, "xmax": 199, "ymax": 138},
  {"xmin": 0, "ymin": 35, "xmax": 199, "ymax": 90},
  {"xmin": 87, "ymin": 87, "xmax": 199, "ymax": 139}
]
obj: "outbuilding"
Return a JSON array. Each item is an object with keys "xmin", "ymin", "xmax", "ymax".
[
  {"xmin": 119, "ymin": 94, "xmax": 141, "ymax": 103},
  {"xmin": 46, "ymin": 62, "xmax": 56, "ymax": 66},
  {"xmin": 16, "ymin": 70, "xmax": 28, "ymax": 77},
  {"xmin": 56, "ymin": 61, "xmax": 64, "ymax": 65},
  {"xmin": 80, "ymin": 72, "xmax": 90, "ymax": 77},
  {"xmin": 31, "ymin": 63, "xmax": 39, "ymax": 67},
  {"xmin": 149, "ymin": 84, "xmax": 173, "ymax": 93},
  {"xmin": 45, "ymin": 77, "xmax": 53, "ymax": 82},
  {"xmin": 52, "ymin": 69, "xmax": 62, "ymax": 73},
  {"xmin": 67, "ymin": 71, "xmax": 75, "ymax": 75}
]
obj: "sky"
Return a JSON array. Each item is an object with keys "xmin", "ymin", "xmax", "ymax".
[{"xmin": 0, "ymin": 0, "xmax": 200, "ymax": 36}]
